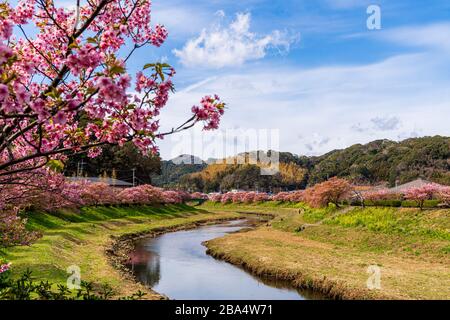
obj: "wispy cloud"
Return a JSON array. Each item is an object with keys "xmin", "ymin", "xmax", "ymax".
[
  {"xmin": 173, "ymin": 12, "xmax": 298, "ymax": 69},
  {"xmin": 381, "ymin": 22, "xmax": 450, "ymax": 52},
  {"xmin": 371, "ymin": 116, "xmax": 401, "ymax": 131}
]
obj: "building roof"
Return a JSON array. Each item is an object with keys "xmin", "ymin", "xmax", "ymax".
[
  {"xmin": 388, "ymin": 178, "xmax": 436, "ymax": 192},
  {"xmin": 67, "ymin": 177, "xmax": 133, "ymax": 187}
]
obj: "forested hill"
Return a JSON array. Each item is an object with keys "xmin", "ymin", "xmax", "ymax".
[
  {"xmin": 153, "ymin": 136, "xmax": 449, "ymax": 191},
  {"xmin": 306, "ymin": 136, "xmax": 449, "ymax": 186}
]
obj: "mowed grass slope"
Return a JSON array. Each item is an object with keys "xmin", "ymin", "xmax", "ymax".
[
  {"xmin": 0, "ymin": 204, "xmax": 240, "ymax": 298},
  {"xmin": 203, "ymin": 202, "xmax": 450, "ymax": 299}
]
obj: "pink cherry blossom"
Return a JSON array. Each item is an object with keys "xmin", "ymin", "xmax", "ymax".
[
  {"xmin": 0, "ymin": 84, "xmax": 8, "ymax": 101},
  {"xmin": 0, "ymin": 262, "xmax": 11, "ymax": 273}
]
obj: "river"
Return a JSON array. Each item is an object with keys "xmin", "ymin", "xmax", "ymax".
[{"xmin": 127, "ymin": 219, "xmax": 324, "ymax": 300}]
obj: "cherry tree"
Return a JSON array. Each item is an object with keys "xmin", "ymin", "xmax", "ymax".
[
  {"xmin": 117, "ymin": 184, "xmax": 164, "ymax": 205},
  {"xmin": 404, "ymin": 184, "xmax": 440, "ymax": 210},
  {"xmin": 0, "ymin": 0, "xmax": 224, "ymax": 180},
  {"xmin": 437, "ymin": 186, "xmax": 450, "ymax": 207},
  {"xmin": 190, "ymin": 192, "xmax": 208, "ymax": 200},
  {"xmin": 242, "ymin": 191, "xmax": 256, "ymax": 203},
  {"xmin": 364, "ymin": 189, "xmax": 402, "ymax": 201},
  {"xmin": 272, "ymin": 191, "xmax": 290, "ymax": 202},
  {"xmin": 253, "ymin": 192, "xmax": 269, "ymax": 202},
  {"xmin": 287, "ymin": 190, "xmax": 304, "ymax": 202},
  {"xmin": 304, "ymin": 177, "xmax": 352, "ymax": 208},
  {"xmin": 80, "ymin": 182, "xmax": 116, "ymax": 205},
  {"xmin": 209, "ymin": 193, "xmax": 222, "ymax": 203},
  {"xmin": 220, "ymin": 193, "xmax": 233, "ymax": 204}
]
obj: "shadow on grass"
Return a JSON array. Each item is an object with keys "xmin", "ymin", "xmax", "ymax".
[{"xmin": 25, "ymin": 204, "xmax": 200, "ymax": 232}]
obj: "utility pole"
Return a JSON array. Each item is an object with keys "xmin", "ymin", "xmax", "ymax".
[
  {"xmin": 77, "ymin": 160, "xmax": 86, "ymax": 177},
  {"xmin": 132, "ymin": 168, "xmax": 136, "ymax": 187},
  {"xmin": 80, "ymin": 160, "xmax": 85, "ymax": 176}
]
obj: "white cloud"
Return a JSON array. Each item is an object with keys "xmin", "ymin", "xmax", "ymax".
[
  {"xmin": 381, "ymin": 23, "xmax": 450, "ymax": 52},
  {"xmin": 173, "ymin": 12, "xmax": 297, "ymax": 68},
  {"xmin": 157, "ymin": 51, "xmax": 450, "ymax": 159},
  {"xmin": 370, "ymin": 116, "xmax": 401, "ymax": 131}
]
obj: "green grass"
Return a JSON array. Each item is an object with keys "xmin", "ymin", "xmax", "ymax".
[
  {"xmin": 325, "ymin": 207, "xmax": 450, "ymax": 241},
  {"xmin": 23, "ymin": 204, "xmax": 197, "ymax": 231},
  {"xmin": 302, "ymin": 204, "xmax": 338, "ymax": 223}
]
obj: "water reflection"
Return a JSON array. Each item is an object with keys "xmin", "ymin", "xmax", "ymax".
[
  {"xmin": 127, "ymin": 220, "xmax": 325, "ymax": 300},
  {"xmin": 129, "ymin": 249, "xmax": 161, "ymax": 287}
]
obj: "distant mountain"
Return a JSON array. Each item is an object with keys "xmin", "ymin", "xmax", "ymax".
[
  {"xmin": 153, "ymin": 136, "xmax": 450, "ymax": 191},
  {"xmin": 151, "ymin": 155, "xmax": 206, "ymax": 187},
  {"xmin": 170, "ymin": 154, "xmax": 204, "ymax": 165}
]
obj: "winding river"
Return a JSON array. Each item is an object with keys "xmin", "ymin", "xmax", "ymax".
[{"xmin": 127, "ymin": 220, "xmax": 324, "ymax": 300}]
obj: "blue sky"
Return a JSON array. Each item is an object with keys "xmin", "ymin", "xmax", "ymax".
[{"xmin": 28, "ymin": 1, "xmax": 450, "ymax": 159}]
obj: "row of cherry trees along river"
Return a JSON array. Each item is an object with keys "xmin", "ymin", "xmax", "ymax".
[{"xmin": 1, "ymin": 168, "xmax": 449, "ymax": 248}]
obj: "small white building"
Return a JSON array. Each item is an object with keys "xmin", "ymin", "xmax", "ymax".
[{"xmin": 388, "ymin": 178, "xmax": 442, "ymax": 193}]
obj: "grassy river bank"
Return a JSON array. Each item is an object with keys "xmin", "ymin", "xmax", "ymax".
[
  {"xmin": 1, "ymin": 202, "xmax": 448, "ymax": 299},
  {"xmin": 202, "ymin": 202, "xmax": 450, "ymax": 300},
  {"xmin": 0, "ymin": 204, "xmax": 241, "ymax": 299}
]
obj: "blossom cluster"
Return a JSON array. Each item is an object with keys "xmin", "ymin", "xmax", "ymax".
[
  {"xmin": 191, "ymin": 95, "xmax": 225, "ymax": 130},
  {"xmin": 190, "ymin": 192, "xmax": 209, "ymax": 200},
  {"xmin": 209, "ymin": 192, "xmax": 270, "ymax": 204},
  {"xmin": 1, "ymin": 207, "xmax": 41, "ymax": 247},
  {"xmin": 438, "ymin": 187, "xmax": 450, "ymax": 206},
  {"xmin": 0, "ymin": 262, "xmax": 11, "ymax": 274},
  {"xmin": 271, "ymin": 190, "xmax": 305, "ymax": 202}
]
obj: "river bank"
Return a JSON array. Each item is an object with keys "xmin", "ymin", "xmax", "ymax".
[
  {"xmin": 0, "ymin": 204, "xmax": 241, "ymax": 299},
  {"xmin": 2, "ymin": 202, "xmax": 448, "ymax": 300},
  {"xmin": 202, "ymin": 202, "xmax": 450, "ymax": 300}
]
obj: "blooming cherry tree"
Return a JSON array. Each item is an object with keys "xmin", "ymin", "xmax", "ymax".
[
  {"xmin": 437, "ymin": 186, "xmax": 450, "ymax": 207},
  {"xmin": 304, "ymin": 177, "xmax": 352, "ymax": 208},
  {"xmin": 0, "ymin": 0, "xmax": 225, "ymax": 180},
  {"xmin": 404, "ymin": 184, "xmax": 440, "ymax": 210}
]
